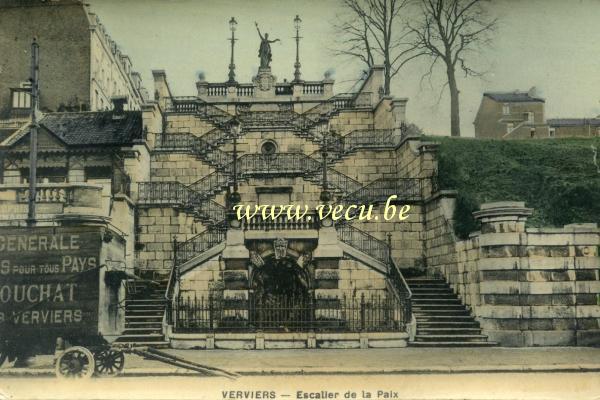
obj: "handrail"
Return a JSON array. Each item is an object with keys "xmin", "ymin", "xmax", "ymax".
[
  {"xmin": 165, "ymin": 226, "xmax": 227, "ymax": 301},
  {"xmin": 344, "ymin": 178, "xmax": 423, "ymax": 205},
  {"xmin": 336, "ymin": 223, "xmax": 412, "ymax": 325}
]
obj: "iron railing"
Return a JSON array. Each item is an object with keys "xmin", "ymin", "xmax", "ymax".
[
  {"xmin": 165, "ymin": 226, "xmax": 227, "ymax": 306},
  {"xmin": 156, "ymin": 133, "xmax": 231, "ymax": 170},
  {"xmin": 335, "ymin": 223, "xmax": 412, "ymax": 325},
  {"xmin": 336, "ymin": 223, "xmax": 390, "ymax": 265},
  {"xmin": 172, "ymin": 292, "xmax": 407, "ymax": 333},
  {"xmin": 344, "ymin": 178, "xmax": 423, "ymax": 205},
  {"xmin": 137, "ymin": 182, "xmax": 225, "ymax": 224},
  {"xmin": 242, "ymin": 210, "xmax": 318, "ymax": 231},
  {"xmin": 176, "ymin": 226, "xmax": 227, "ymax": 266}
]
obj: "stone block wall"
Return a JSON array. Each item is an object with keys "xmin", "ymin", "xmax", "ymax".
[
  {"xmin": 136, "ymin": 206, "xmax": 206, "ymax": 273},
  {"xmin": 444, "ymin": 202, "xmax": 600, "ymax": 346},
  {"xmin": 150, "ymin": 152, "xmax": 215, "ymax": 185},
  {"xmin": 352, "ymin": 203, "xmax": 425, "ymax": 269},
  {"xmin": 335, "ymin": 149, "xmax": 397, "ymax": 183}
]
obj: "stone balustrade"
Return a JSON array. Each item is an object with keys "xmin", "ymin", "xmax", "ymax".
[{"xmin": 0, "ymin": 183, "xmax": 105, "ymax": 222}]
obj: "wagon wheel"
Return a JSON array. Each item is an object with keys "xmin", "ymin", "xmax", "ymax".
[
  {"xmin": 94, "ymin": 349, "xmax": 125, "ymax": 376},
  {"xmin": 55, "ymin": 346, "xmax": 95, "ymax": 379}
]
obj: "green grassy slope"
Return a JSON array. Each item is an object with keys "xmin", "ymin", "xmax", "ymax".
[{"xmin": 428, "ymin": 137, "xmax": 600, "ymax": 238}]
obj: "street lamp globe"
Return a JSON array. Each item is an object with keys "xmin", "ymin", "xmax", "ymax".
[
  {"xmin": 294, "ymin": 15, "xmax": 302, "ymax": 31},
  {"xmin": 229, "ymin": 17, "xmax": 237, "ymax": 32}
]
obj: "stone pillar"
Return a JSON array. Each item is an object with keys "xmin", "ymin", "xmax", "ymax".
[
  {"xmin": 152, "ymin": 70, "xmax": 172, "ymax": 110},
  {"xmin": 322, "ymin": 79, "xmax": 334, "ymax": 98},
  {"xmin": 473, "ymin": 201, "xmax": 532, "ymax": 234},
  {"xmin": 313, "ymin": 225, "xmax": 343, "ymax": 327},
  {"xmin": 391, "ymin": 98, "xmax": 408, "ymax": 137},
  {"xmin": 472, "ymin": 202, "xmax": 533, "ymax": 346},
  {"xmin": 222, "ymin": 228, "xmax": 250, "ymax": 325}
]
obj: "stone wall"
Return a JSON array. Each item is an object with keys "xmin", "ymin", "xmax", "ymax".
[
  {"xmin": 136, "ymin": 206, "xmax": 206, "ymax": 272},
  {"xmin": 434, "ymin": 202, "xmax": 600, "ymax": 346}
]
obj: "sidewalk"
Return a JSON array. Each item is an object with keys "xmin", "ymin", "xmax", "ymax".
[{"xmin": 2, "ymin": 347, "xmax": 600, "ymax": 376}]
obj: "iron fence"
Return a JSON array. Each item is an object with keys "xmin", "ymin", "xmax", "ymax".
[{"xmin": 172, "ymin": 292, "xmax": 407, "ymax": 333}]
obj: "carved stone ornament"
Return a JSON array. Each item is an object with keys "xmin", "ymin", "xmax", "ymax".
[
  {"xmin": 296, "ymin": 252, "xmax": 312, "ymax": 268},
  {"xmin": 250, "ymin": 251, "xmax": 265, "ymax": 268},
  {"xmin": 273, "ymin": 237, "xmax": 288, "ymax": 260},
  {"xmin": 254, "ymin": 71, "xmax": 275, "ymax": 91}
]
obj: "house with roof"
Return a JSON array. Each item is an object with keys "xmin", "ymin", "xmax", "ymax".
[
  {"xmin": 547, "ymin": 118, "xmax": 600, "ymax": 138},
  {"xmin": 0, "ymin": 98, "xmax": 160, "ymax": 271},
  {"xmin": 474, "ymin": 90, "xmax": 549, "ymax": 139}
]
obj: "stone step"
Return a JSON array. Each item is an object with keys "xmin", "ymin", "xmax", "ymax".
[
  {"xmin": 409, "ymin": 341, "xmax": 497, "ymax": 348},
  {"xmin": 125, "ymin": 315, "xmax": 163, "ymax": 323},
  {"xmin": 126, "ymin": 309, "xmax": 165, "ymax": 316},
  {"xmin": 412, "ymin": 298, "xmax": 462, "ymax": 304},
  {"xmin": 411, "ymin": 293, "xmax": 456, "ymax": 298},
  {"xmin": 414, "ymin": 334, "xmax": 489, "ymax": 342},
  {"xmin": 122, "ymin": 328, "xmax": 163, "ymax": 335},
  {"xmin": 412, "ymin": 305, "xmax": 468, "ymax": 311},
  {"xmin": 416, "ymin": 321, "xmax": 480, "ymax": 328},
  {"xmin": 417, "ymin": 328, "xmax": 482, "ymax": 335},
  {"xmin": 414, "ymin": 310, "xmax": 471, "ymax": 316},
  {"xmin": 415, "ymin": 315, "xmax": 475, "ymax": 321}
]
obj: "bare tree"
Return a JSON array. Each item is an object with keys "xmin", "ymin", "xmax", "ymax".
[
  {"xmin": 333, "ymin": 0, "xmax": 416, "ymax": 95},
  {"xmin": 408, "ymin": 0, "xmax": 496, "ymax": 136}
]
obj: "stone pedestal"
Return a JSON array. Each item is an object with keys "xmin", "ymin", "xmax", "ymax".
[
  {"xmin": 313, "ymin": 225, "xmax": 343, "ymax": 326},
  {"xmin": 473, "ymin": 201, "xmax": 533, "ymax": 234},
  {"xmin": 222, "ymin": 228, "xmax": 250, "ymax": 325},
  {"xmin": 252, "ymin": 67, "xmax": 276, "ymax": 98}
]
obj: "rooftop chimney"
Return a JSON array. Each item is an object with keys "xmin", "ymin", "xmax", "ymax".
[{"xmin": 111, "ymin": 95, "xmax": 128, "ymax": 119}]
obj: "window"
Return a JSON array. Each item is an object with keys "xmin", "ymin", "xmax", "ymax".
[
  {"xmin": 502, "ymin": 103, "xmax": 510, "ymax": 115},
  {"xmin": 549, "ymin": 128, "xmax": 556, "ymax": 138},
  {"xmin": 261, "ymin": 140, "xmax": 278, "ymax": 155},
  {"xmin": 526, "ymin": 112, "xmax": 534, "ymax": 124},
  {"xmin": 11, "ymin": 89, "xmax": 31, "ymax": 109},
  {"xmin": 20, "ymin": 167, "xmax": 67, "ymax": 183}
]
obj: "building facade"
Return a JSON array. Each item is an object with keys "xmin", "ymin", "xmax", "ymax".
[
  {"xmin": 0, "ymin": 0, "xmax": 148, "ymax": 124},
  {"xmin": 474, "ymin": 91, "xmax": 548, "ymax": 139}
]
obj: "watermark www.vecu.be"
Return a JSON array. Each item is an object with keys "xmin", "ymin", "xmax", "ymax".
[{"xmin": 233, "ymin": 195, "xmax": 411, "ymax": 223}]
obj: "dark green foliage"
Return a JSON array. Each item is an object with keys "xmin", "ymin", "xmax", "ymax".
[{"xmin": 427, "ymin": 137, "xmax": 600, "ymax": 239}]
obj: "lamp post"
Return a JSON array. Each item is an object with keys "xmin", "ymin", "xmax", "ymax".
[
  {"xmin": 228, "ymin": 17, "xmax": 238, "ymax": 84},
  {"xmin": 27, "ymin": 38, "xmax": 39, "ymax": 227},
  {"xmin": 228, "ymin": 119, "xmax": 242, "ymax": 205},
  {"xmin": 293, "ymin": 15, "xmax": 302, "ymax": 82},
  {"xmin": 319, "ymin": 118, "xmax": 331, "ymax": 203}
]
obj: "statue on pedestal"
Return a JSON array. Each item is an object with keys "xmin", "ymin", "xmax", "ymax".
[{"xmin": 255, "ymin": 22, "xmax": 280, "ymax": 69}]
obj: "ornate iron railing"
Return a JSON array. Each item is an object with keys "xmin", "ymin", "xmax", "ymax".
[
  {"xmin": 176, "ymin": 226, "xmax": 227, "ymax": 266},
  {"xmin": 137, "ymin": 181, "xmax": 225, "ymax": 224},
  {"xmin": 172, "ymin": 292, "xmax": 407, "ymax": 333},
  {"xmin": 336, "ymin": 223, "xmax": 390, "ymax": 265},
  {"xmin": 168, "ymin": 97, "xmax": 234, "ymax": 126},
  {"xmin": 335, "ymin": 223, "xmax": 412, "ymax": 325},
  {"xmin": 344, "ymin": 178, "xmax": 423, "ymax": 205},
  {"xmin": 165, "ymin": 226, "xmax": 227, "ymax": 304},
  {"xmin": 156, "ymin": 132, "xmax": 231, "ymax": 170},
  {"xmin": 137, "ymin": 181, "xmax": 197, "ymax": 205},
  {"xmin": 242, "ymin": 210, "xmax": 318, "ymax": 231}
]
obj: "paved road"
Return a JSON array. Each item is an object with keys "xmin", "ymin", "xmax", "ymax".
[
  {"xmin": 4, "ymin": 347, "xmax": 600, "ymax": 375},
  {"xmin": 1, "ymin": 373, "xmax": 600, "ymax": 400}
]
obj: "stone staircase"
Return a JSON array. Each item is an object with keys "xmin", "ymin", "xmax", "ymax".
[
  {"xmin": 406, "ymin": 278, "xmax": 496, "ymax": 347},
  {"xmin": 114, "ymin": 280, "xmax": 169, "ymax": 348}
]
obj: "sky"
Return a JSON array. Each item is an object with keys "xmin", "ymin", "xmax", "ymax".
[{"xmin": 88, "ymin": 0, "xmax": 600, "ymax": 136}]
